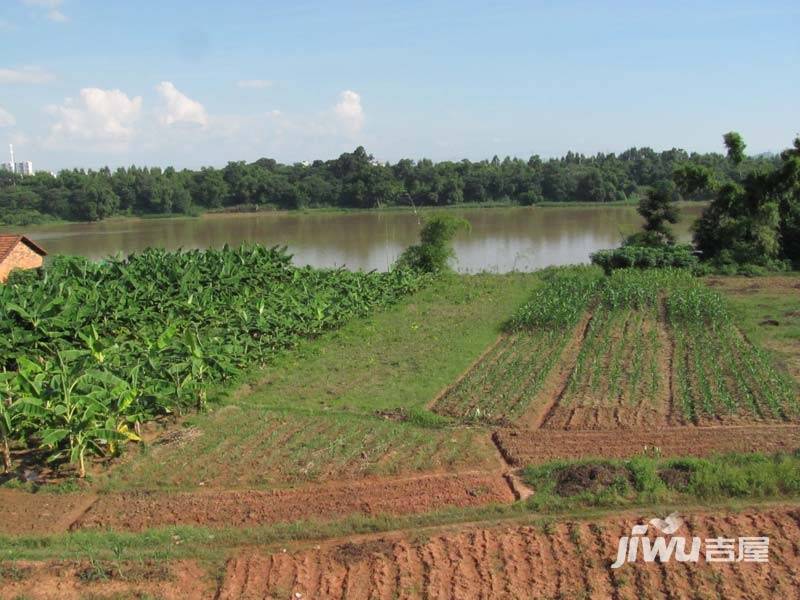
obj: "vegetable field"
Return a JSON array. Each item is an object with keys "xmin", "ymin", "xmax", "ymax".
[
  {"xmin": 0, "ymin": 246, "xmax": 425, "ymax": 476},
  {"xmin": 432, "ymin": 268, "xmax": 600, "ymax": 424},
  {"xmin": 540, "ymin": 302, "xmax": 669, "ymax": 429},
  {"xmin": 667, "ymin": 284, "xmax": 798, "ymax": 425},
  {"xmin": 435, "ymin": 268, "xmax": 799, "ymax": 429},
  {"xmin": 106, "ymin": 408, "xmax": 495, "ymax": 491}
]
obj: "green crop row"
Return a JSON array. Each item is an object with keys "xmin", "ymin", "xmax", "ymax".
[
  {"xmin": 507, "ymin": 266, "xmax": 603, "ymax": 330},
  {"xmin": 664, "ymin": 278, "xmax": 797, "ymax": 422},
  {"xmin": 480, "ymin": 267, "xmax": 796, "ymax": 428},
  {"xmin": 433, "ymin": 328, "xmax": 567, "ymax": 424},
  {"xmin": 0, "ymin": 245, "xmax": 426, "ymax": 476},
  {"xmin": 599, "ymin": 267, "xmax": 693, "ymax": 311}
]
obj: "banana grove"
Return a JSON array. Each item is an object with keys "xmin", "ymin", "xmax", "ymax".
[{"xmin": 0, "ymin": 245, "xmax": 426, "ymax": 476}]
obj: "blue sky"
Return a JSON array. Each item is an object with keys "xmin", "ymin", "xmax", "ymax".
[{"xmin": 1, "ymin": 0, "xmax": 798, "ymax": 171}]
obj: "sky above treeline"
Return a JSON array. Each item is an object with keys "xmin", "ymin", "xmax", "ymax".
[{"xmin": 1, "ymin": 0, "xmax": 798, "ymax": 171}]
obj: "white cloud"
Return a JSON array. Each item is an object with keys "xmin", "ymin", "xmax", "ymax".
[
  {"xmin": 334, "ymin": 90, "xmax": 364, "ymax": 134},
  {"xmin": 47, "ymin": 9, "xmax": 67, "ymax": 22},
  {"xmin": 46, "ymin": 87, "xmax": 143, "ymax": 148},
  {"xmin": 0, "ymin": 66, "xmax": 55, "ymax": 84},
  {"xmin": 156, "ymin": 81, "xmax": 208, "ymax": 127},
  {"xmin": 0, "ymin": 106, "xmax": 16, "ymax": 127},
  {"xmin": 237, "ymin": 79, "xmax": 272, "ymax": 89},
  {"xmin": 23, "ymin": 0, "xmax": 68, "ymax": 22}
]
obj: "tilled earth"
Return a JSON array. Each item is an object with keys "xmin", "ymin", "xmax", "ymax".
[
  {"xmin": 494, "ymin": 424, "xmax": 800, "ymax": 466},
  {"xmin": 216, "ymin": 506, "xmax": 800, "ymax": 600},
  {"xmin": 0, "ymin": 560, "xmax": 213, "ymax": 600},
  {"xmin": 5, "ymin": 506, "xmax": 798, "ymax": 599},
  {"xmin": 72, "ymin": 472, "xmax": 514, "ymax": 532}
]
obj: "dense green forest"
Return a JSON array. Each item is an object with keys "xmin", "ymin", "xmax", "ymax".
[
  {"xmin": 591, "ymin": 133, "xmax": 800, "ymax": 272},
  {"xmin": 0, "ymin": 146, "xmax": 778, "ymax": 225}
]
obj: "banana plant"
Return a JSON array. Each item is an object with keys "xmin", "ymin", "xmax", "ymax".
[{"xmin": 0, "ymin": 244, "xmax": 426, "ymax": 477}]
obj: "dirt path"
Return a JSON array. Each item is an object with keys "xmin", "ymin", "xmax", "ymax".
[{"xmin": 493, "ymin": 424, "xmax": 800, "ymax": 466}]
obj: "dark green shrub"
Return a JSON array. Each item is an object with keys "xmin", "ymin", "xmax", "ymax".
[
  {"xmin": 590, "ymin": 244, "xmax": 699, "ymax": 274},
  {"xmin": 394, "ymin": 214, "xmax": 470, "ymax": 274}
]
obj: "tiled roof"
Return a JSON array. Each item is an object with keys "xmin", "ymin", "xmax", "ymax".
[{"xmin": 0, "ymin": 235, "xmax": 47, "ymax": 263}]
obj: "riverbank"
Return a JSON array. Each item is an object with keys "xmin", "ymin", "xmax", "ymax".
[{"xmin": 2, "ymin": 198, "xmax": 710, "ymax": 231}]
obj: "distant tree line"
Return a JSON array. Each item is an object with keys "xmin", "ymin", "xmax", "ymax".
[{"xmin": 0, "ymin": 146, "xmax": 778, "ymax": 225}]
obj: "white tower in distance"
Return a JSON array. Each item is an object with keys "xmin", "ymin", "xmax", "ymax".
[{"xmin": 1, "ymin": 144, "xmax": 14, "ymax": 173}]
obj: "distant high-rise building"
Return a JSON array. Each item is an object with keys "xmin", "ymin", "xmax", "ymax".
[
  {"xmin": 3, "ymin": 145, "xmax": 34, "ymax": 176},
  {"xmin": 15, "ymin": 161, "xmax": 34, "ymax": 176}
]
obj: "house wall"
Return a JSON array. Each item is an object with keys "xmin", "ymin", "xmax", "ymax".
[{"xmin": 0, "ymin": 243, "xmax": 44, "ymax": 282}]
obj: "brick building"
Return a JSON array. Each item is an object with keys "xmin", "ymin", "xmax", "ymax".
[{"xmin": 0, "ymin": 235, "xmax": 47, "ymax": 282}]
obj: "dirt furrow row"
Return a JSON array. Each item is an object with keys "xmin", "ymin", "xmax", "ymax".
[
  {"xmin": 493, "ymin": 424, "xmax": 800, "ymax": 466},
  {"xmin": 209, "ymin": 506, "xmax": 800, "ymax": 600},
  {"xmin": 66, "ymin": 472, "xmax": 513, "ymax": 533}
]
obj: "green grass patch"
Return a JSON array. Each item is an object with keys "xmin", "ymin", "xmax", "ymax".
[
  {"xmin": 521, "ymin": 451, "xmax": 800, "ymax": 512},
  {"xmin": 721, "ymin": 281, "xmax": 800, "ymax": 388}
]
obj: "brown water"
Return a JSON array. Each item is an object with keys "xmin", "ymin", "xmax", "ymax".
[{"xmin": 6, "ymin": 204, "xmax": 705, "ymax": 273}]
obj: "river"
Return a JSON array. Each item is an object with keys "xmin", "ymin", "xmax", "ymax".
[{"xmin": 5, "ymin": 204, "xmax": 705, "ymax": 273}]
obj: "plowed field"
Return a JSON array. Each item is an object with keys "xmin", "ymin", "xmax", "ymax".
[
  {"xmin": 539, "ymin": 304, "xmax": 671, "ymax": 430},
  {"xmin": 217, "ymin": 506, "xmax": 800, "ymax": 600},
  {"xmin": 72, "ymin": 472, "xmax": 514, "ymax": 532},
  {"xmin": 106, "ymin": 409, "xmax": 496, "ymax": 491},
  {"xmin": 493, "ymin": 424, "xmax": 800, "ymax": 466}
]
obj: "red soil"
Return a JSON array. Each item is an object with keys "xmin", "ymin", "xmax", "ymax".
[
  {"xmin": 70, "ymin": 472, "xmax": 514, "ymax": 532},
  {"xmin": 0, "ymin": 560, "xmax": 212, "ymax": 600},
  {"xmin": 493, "ymin": 424, "xmax": 800, "ymax": 466},
  {"xmin": 216, "ymin": 506, "xmax": 800, "ymax": 600},
  {"xmin": 0, "ymin": 489, "xmax": 96, "ymax": 536}
]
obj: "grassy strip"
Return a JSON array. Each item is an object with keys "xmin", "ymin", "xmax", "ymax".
[{"xmin": 522, "ymin": 451, "xmax": 800, "ymax": 511}]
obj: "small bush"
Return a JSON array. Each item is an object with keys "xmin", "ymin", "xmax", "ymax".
[{"xmin": 394, "ymin": 214, "xmax": 470, "ymax": 274}]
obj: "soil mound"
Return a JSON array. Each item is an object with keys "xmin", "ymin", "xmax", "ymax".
[
  {"xmin": 553, "ymin": 463, "xmax": 629, "ymax": 496},
  {"xmin": 658, "ymin": 464, "xmax": 694, "ymax": 489},
  {"xmin": 494, "ymin": 425, "xmax": 800, "ymax": 465}
]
